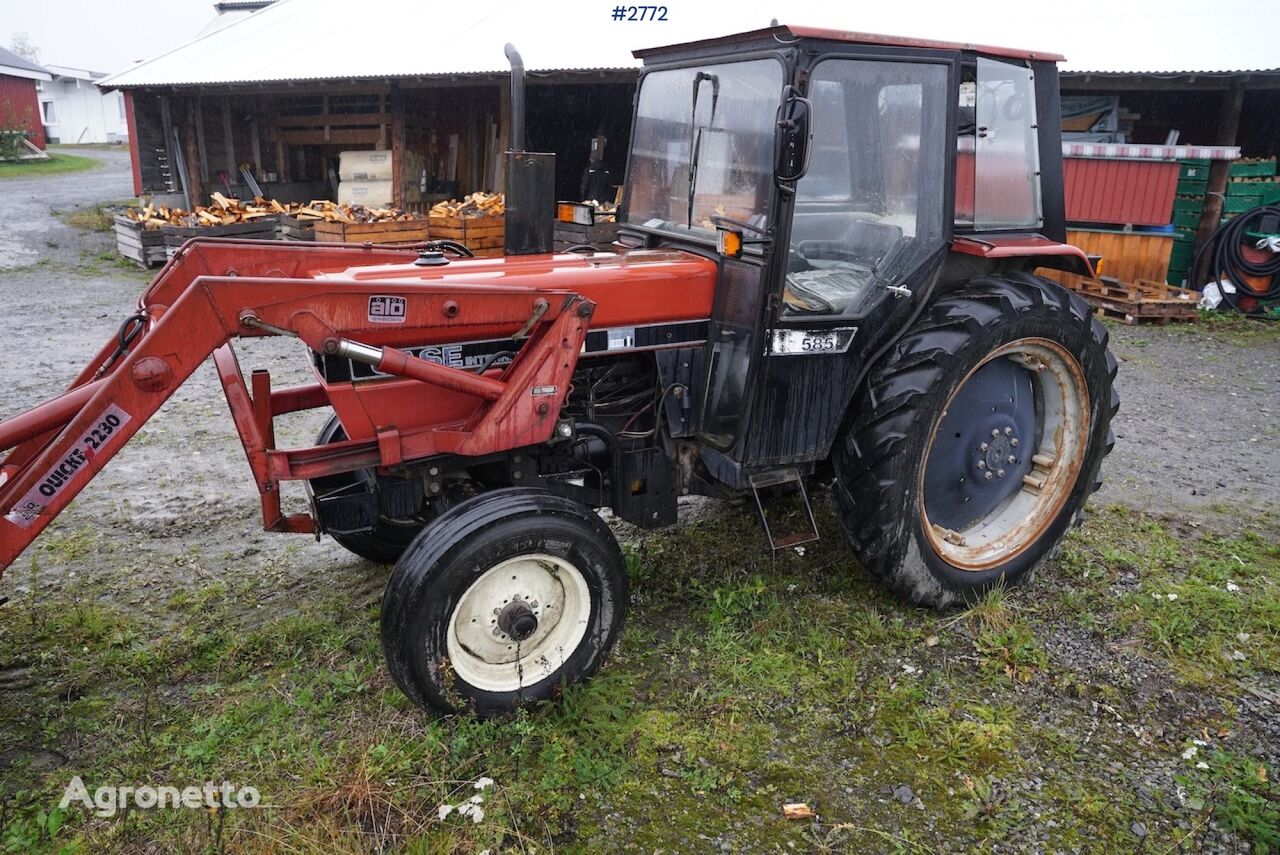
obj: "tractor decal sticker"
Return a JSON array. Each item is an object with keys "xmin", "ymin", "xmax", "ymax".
[
  {"xmin": 320, "ymin": 320, "xmax": 712, "ymax": 383},
  {"xmin": 606, "ymin": 327, "xmax": 636, "ymax": 350},
  {"xmin": 368, "ymin": 295, "xmax": 407, "ymax": 324},
  {"xmin": 5, "ymin": 404, "xmax": 132, "ymax": 529},
  {"xmin": 582, "ymin": 319, "xmax": 709, "ymax": 354}
]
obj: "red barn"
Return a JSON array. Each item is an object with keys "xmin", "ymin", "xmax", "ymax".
[{"xmin": 0, "ymin": 45, "xmax": 51, "ymax": 151}]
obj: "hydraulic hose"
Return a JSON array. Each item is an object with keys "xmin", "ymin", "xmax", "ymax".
[{"xmin": 1192, "ymin": 205, "xmax": 1280, "ymax": 315}]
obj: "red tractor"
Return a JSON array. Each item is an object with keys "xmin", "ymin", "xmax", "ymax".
[{"xmin": 0, "ymin": 26, "xmax": 1116, "ymax": 716}]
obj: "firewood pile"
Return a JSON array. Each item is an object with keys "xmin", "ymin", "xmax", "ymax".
[
  {"xmin": 581, "ymin": 199, "xmax": 618, "ymax": 223},
  {"xmin": 121, "ymin": 194, "xmax": 423, "ymax": 230},
  {"xmin": 428, "ymin": 192, "xmax": 505, "ymax": 219}
]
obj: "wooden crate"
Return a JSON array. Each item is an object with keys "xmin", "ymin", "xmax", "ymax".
[
  {"xmin": 553, "ymin": 220, "xmax": 619, "ymax": 251},
  {"xmin": 113, "ymin": 214, "xmax": 167, "ymax": 268},
  {"xmin": 314, "ymin": 219, "xmax": 429, "ymax": 245},
  {"xmin": 277, "ymin": 215, "xmax": 316, "ymax": 242},
  {"xmin": 428, "ymin": 215, "xmax": 505, "ymax": 252},
  {"xmin": 161, "ymin": 217, "xmax": 280, "ymax": 258},
  {"xmin": 1064, "ymin": 277, "xmax": 1200, "ymax": 325}
]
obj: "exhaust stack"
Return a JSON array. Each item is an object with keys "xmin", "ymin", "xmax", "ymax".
[{"xmin": 503, "ymin": 43, "xmax": 555, "ymax": 256}]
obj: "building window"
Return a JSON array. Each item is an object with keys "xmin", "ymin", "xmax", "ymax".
[
  {"xmin": 41, "ymin": 101, "xmax": 56, "ymax": 124},
  {"xmin": 117, "ymin": 94, "xmax": 126, "ymax": 121}
]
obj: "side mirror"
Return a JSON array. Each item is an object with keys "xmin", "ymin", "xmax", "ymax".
[{"xmin": 775, "ymin": 85, "xmax": 812, "ymax": 185}]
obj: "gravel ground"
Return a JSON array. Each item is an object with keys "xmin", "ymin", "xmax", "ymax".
[{"xmin": 0, "ymin": 151, "xmax": 1278, "ymax": 609}]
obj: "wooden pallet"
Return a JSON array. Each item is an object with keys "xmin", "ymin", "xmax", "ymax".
[{"xmin": 1065, "ymin": 277, "xmax": 1200, "ymax": 325}]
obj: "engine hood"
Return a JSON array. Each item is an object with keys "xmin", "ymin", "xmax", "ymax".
[{"xmin": 308, "ymin": 248, "xmax": 718, "ymax": 330}]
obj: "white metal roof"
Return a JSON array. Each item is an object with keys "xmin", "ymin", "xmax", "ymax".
[
  {"xmin": 99, "ymin": 0, "xmax": 647, "ymax": 89},
  {"xmin": 0, "ymin": 46, "xmax": 51, "ymax": 82}
]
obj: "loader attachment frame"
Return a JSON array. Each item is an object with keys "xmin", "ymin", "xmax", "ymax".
[{"xmin": 0, "ymin": 238, "xmax": 593, "ymax": 573}]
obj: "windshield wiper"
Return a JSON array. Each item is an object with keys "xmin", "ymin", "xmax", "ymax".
[{"xmin": 686, "ymin": 71, "xmax": 720, "ymax": 229}]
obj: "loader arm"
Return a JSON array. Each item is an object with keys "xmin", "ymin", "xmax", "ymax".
[{"xmin": 0, "ymin": 239, "xmax": 593, "ymax": 574}]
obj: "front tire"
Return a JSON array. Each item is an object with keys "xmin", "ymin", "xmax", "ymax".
[
  {"xmin": 833, "ymin": 272, "xmax": 1118, "ymax": 608},
  {"xmin": 381, "ymin": 488, "xmax": 628, "ymax": 715}
]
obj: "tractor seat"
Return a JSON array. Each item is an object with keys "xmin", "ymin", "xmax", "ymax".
[{"xmin": 783, "ymin": 265, "xmax": 878, "ymax": 315}]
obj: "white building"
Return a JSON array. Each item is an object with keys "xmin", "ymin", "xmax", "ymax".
[{"xmin": 38, "ymin": 65, "xmax": 129, "ymax": 144}]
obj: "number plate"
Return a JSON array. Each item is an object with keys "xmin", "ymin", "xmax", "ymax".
[{"xmin": 770, "ymin": 327, "xmax": 858, "ymax": 356}]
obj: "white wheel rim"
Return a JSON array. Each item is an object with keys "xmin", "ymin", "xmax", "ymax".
[{"xmin": 445, "ymin": 553, "xmax": 592, "ymax": 693}]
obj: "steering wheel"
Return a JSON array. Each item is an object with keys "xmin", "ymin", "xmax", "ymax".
[{"xmin": 793, "ymin": 240, "xmax": 868, "ymax": 266}]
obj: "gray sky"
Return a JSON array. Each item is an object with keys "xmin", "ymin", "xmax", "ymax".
[{"xmin": 3, "ymin": 0, "xmax": 1278, "ymax": 76}]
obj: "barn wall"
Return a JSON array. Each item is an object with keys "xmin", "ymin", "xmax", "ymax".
[{"xmin": 0, "ymin": 74, "xmax": 47, "ymax": 149}]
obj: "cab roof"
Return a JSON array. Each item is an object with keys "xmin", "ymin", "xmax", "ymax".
[{"xmin": 633, "ymin": 24, "xmax": 1065, "ymax": 64}]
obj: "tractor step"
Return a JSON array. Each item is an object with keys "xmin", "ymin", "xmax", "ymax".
[{"xmin": 748, "ymin": 468, "xmax": 820, "ymax": 553}]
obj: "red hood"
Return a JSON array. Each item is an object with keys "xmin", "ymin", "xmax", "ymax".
[{"xmin": 308, "ymin": 248, "xmax": 718, "ymax": 330}]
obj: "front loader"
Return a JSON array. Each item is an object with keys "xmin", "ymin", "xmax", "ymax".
[{"xmin": 0, "ymin": 26, "xmax": 1117, "ymax": 716}]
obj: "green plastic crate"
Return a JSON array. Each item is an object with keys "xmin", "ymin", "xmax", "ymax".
[
  {"xmin": 1172, "ymin": 197, "xmax": 1203, "ymax": 215},
  {"xmin": 1179, "ymin": 158, "xmax": 1210, "ymax": 178},
  {"xmin": 1176, "ymin": 178, "xmax": 1208, "ymax": 196},
  {"xmin": 1224, "ymin": 194, "xmax": 1263, "ymax": 213},
  {"xmin": 1229, "ymin": 158, "xmax": 1276, "ymax": 178},
  {"xmin": 1174, "ymin": 227, "xmax": 1198, "ymax": 244},
  {"xmin": 1173, "ymin": 210, "xmax": 1201, "ymax": 229},
  {"xmin": 1227, "ymin": 179, "xmax": 1274, "ymax": 197},
  {"xmin": 1170, "ymin": 241, "xmax": 1195, "ymax": 261}
]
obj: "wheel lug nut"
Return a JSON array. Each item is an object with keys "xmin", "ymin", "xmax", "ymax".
[
  {"xmin": 996, "ymin": 469, "xmax": 1005, "ymax": 478},
  {"xmin": 1007, "ymin": 455, "xmax": 1016, "ymax": 464},
  {"xmin": 1004, "ymin": 427, "xmax": 1013, "ymax": 436},
  {"xmin": 1010, "ymin": 438, "xmax": 1019, "ymax": 447},
  {"xmin": 991, "ymin": 429, "xmax": 1000, "ymax": 437},
  {"xmin": 978, "ymin": 460, "xmax": 986, "ymax": 469},
  {"xmin": 984, "ymin": 471, "xmax": 993, "ymax": 480},
  {"xmin": 980, "ymin": 442, "xmax": 989, "ymax": 451}
]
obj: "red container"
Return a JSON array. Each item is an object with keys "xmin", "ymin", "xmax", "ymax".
[{"xmin": 1063, "ymin": 157, "xmax": 1179, "ymax": 227}]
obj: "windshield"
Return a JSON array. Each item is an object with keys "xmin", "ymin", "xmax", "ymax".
[{"xmin": 623, "ymin": 58, "xmax": 784, "ymax": 236}]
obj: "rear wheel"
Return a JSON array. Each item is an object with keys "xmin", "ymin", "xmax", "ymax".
[
  {"xmin": 833, "ymin": 272, "xmax": 1118, "ymax": 607},
  {"xmin": 381, "ymin": 488, "xmax": 628, "ymax": 715}
]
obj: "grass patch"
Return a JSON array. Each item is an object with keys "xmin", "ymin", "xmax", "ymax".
[
  {"xmin": 59, "ymin": 206, "xmax": 115, "ymax": 233},
  {"xmin": 1173, "ymin": 311, "xmax": 1280, "ymax": 347},
  {"xmin": 0, "ymin": 503, "xmax": 1276, "ymax": 851},
  {"xmin": 1058, "ymin": 505, "xmax": 1280, "ymax": 685},
  {"xmin": 0, "ymin": 152, "xmax": 100, "ymax": 180}
]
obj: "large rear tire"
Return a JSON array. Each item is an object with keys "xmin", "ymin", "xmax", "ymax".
[
  {"xmin": 381, "ymin": 488, "xmax": 628, "ymax": 716},
  {"xmin": 833, "ymin": 272, "xmax": 1118, "ymax": 608}
]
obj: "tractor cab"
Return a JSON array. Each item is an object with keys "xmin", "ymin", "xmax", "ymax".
[{"xmin": 617, "ymin": 26, "xmax": 1074, "ymax": 484}]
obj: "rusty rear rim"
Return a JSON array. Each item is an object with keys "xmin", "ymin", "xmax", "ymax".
[{"xmin": 919, "ymin": 338, "xmax": 1090, "ymax": 571}]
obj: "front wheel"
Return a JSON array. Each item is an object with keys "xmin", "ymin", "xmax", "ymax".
[
  {"xmin": 380, "ymin": 488, "xmax": 628, "ymax": 715},
  {"xmin": 833, "ymin": 272, "xmax": 1118, "ymax": 608}
]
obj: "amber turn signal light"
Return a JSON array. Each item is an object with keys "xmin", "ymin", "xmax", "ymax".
[{"xmin": 717, "ymin": 228, "xmax": 743, "ymax": 259}]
